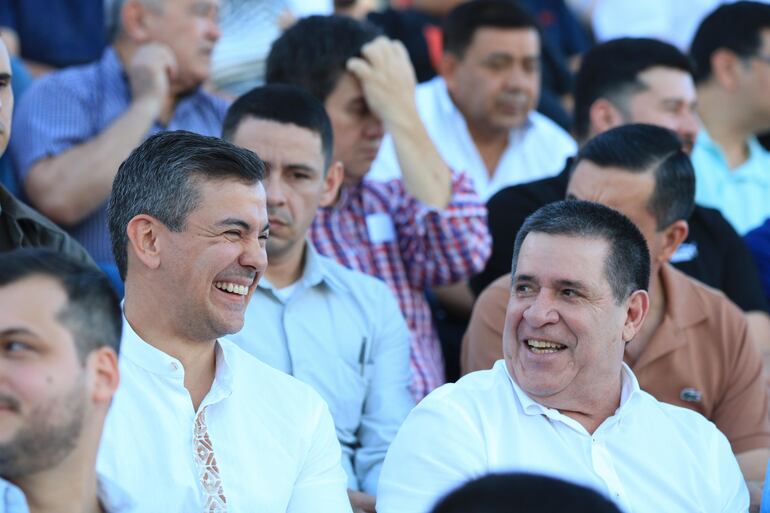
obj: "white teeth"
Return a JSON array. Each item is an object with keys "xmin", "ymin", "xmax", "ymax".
[
  {"xmin": 526, "ymin": 339, "xmax": 566, "ymax": 353},
  {"xmin": 214, "ymin": 282, "xmax": 248, "ymax": 296}
]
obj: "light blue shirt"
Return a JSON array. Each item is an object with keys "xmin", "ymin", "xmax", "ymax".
[
  {"xmin": 230, "ymin": 241, "xmax": 414, "ymax": 495},
  {"xmin": 0, "ymin": 475, "xmax": 133, "ymax": 513},
  {"xmin": 691, "ymin": 129, "xmax": 770, "ymax": 234}
]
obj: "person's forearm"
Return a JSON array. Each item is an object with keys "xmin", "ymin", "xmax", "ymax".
[
  {"xmin": 24, "ymin": 98, "xmax": 161, "ymax": 225},
  {"xmin": 386, "ymin": 108, "xmax": 452, "ymax": 209}
]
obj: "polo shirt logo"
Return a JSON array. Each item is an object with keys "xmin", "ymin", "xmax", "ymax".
[{"xmin": 680, "ymin": 387, "xmax": 702, "ymax": 402}]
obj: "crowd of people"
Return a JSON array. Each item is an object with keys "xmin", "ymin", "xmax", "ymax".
[{"xmin": 2, "ymin": 0, "xmax": 770, "ymax": 512}]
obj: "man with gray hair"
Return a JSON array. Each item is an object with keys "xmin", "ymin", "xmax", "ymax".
[
  {"xmin": 9, "ymin": 0, "xmax": 226, "ymax": 288},
  {"xmin": 98, "ymin": 130, "xmax": 352, "ymax": 512},
  {"xmin": 378, "ymin": 200, "xmax": 748, "ymax": 513}
]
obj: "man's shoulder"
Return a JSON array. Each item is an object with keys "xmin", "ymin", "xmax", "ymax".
[
  {"xmin": 526, "ymin": 111, "xmax": 576, "ymax": 144},
  {"xmin": 22, "ymin": 53, "xmax": 107, "ymax": 100},
  {"xmin": 635, "ymin": 389, "xmax": 727, "ymax": 442},
  {"xmin": 421, "ymin": 362, "xmax": 511, "ymax": 412},
  {"xmin": 665, "ymin": 264, "xmax": 744, "ymax": 323},
  {"xmin": 317, "ymin": 252, "xmax": 392, "ymax": 296}
]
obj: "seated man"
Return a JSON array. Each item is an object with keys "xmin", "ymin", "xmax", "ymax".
[
  {"xmin": 97, "ymin": 131, "xmax": 352, "ymax": 512},
  {"xmin": 369, "ymin": 0, "xmax": 576, "ymax": 200},
  {"xmin": 266, "ymin": 15, "xmax": 490, "ymax": 399},
  {"xmin": 0, "ymin": 248, "xmax": 124, "ymax": 512},
  {"xmin": 377, "ymin": 200, "xmax": 748, "ymax": 513},
  {"xmin": 223, "ymin": 85, "xmax": 414, "ymax": 512},
  {"xmin": 9, "ymin": 0, "xmax": 226, "ymax": 281},
  {"xmin": 464, "ymin": 125, "xmax": 770, "ymax": 501},
  {"xmin": 690, "ymin": 1, "xmax": 770, "ymax": 234}
]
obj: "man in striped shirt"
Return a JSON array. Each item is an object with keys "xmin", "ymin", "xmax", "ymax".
[{"xmin": 266, "ymin": 16, "xmax": 491, "ymax": 399}]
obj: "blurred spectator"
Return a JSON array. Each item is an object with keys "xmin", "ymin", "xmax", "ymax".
[
  {"xmin": 0, "ymin": 39, "xmax": 95, "ymax": 268},
  {"xmin": 223, "ymin": 85, "xmax": 414, "ymax": 512},
  {"xmin": 98, "ymin": 131, "xmax": 352, "ymax": 512},
  {"xmin": 209, "ymin": 0, "xmax": 333, "ymax": 97},
  {"xmin": 746, "ymin": 219, "xmax": 770, "ymax": 304},
  {"xmin": 690, "ymin": 1, "xmax": 770, "ymax": 234},
  {"xmin": 0, "ymin": 0, "xmax": 106, "ymax": 76},
  {"xmin": 10, "ymin": 0, "xmax": 228, "ymax": 292},
  {"xmin": 377, "ymin": 200, "xmax": 749, "ymax": 513},
  {"xmin": 267, "ymin": 16, "xmax": 490, "ymax": 400},
  {"xmin": 431, "ymin": 474, "xmax": 621, "ymax": 513},
  {"xmin": 369, "ymin": 0, "xmax": 576, "ymax": 200},
  {"xmin": 0, "ymin": 248, "xmax": 123, "ymax": 512}
]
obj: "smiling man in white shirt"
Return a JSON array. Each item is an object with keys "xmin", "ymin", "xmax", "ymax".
[
  {"xmin": 377, "ymin": 200, "xmax": 748, "ymax": 513},
  {"xmin": 97, "ymin": 131, "xmax": 352, "ymax": 512}
]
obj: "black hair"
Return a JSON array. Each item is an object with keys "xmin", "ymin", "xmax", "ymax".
[
  {"xmin": 265, "ymin": 15, "xmax": 381, "ymax": 102},
  {"xmin": 690, "ymin": 1, "xmax": 770, "ymax": 83},
  {"xmin": 443, "ymin": 0, "xmax": 539, "ymax": 57},
  {"xmin": 573, "ymin": 124, "xmax": 695, "ymax": 229},
  {"xmin": 0, "ymin": 248, "xmax": 122, "ymax": 361},
  {"xmin": 222, "ymin": 84, "xmax": 334, "ymax": 169},
  {"xmin": 574, "ymin": 38, "xmax": 694, "ymax": 140},
  {"xmin": 108, "ymin": 130, "xmax": 265, "ymax": 280},
  {"xmin": 432, "ymin": 473, "xmax": 622, "ymax": 513},
  {"xmin": 513, "ymin": 200, "xmax": 651, "ymax": 302}
]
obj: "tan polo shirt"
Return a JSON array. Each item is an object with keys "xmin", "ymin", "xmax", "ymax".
[{"xmin": 461, "ymin": 264, "xmax": 770, "ymax": 454}]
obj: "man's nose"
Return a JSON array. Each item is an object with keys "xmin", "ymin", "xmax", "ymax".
[
  {"xmin": 522, "ymin": 292, "xmax": 559, "ymax": 327},
  {"xmin": 264, "ymin": 175, "xmax": 286, "ymax": 206}
]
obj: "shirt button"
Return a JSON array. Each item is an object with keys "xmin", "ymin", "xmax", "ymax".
[{"xmin": 170, "ymin": 362, "xmax": 179, "ymax": 371}]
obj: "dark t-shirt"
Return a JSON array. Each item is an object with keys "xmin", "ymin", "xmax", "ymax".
[{"xmin": 472, "ymin": 166, "xmax": 770, "ymax": 313}]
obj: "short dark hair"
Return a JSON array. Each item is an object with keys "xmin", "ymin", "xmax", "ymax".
[
  {"xmin": 690, "ymin": 1, "xmax": 770, "ymax": 83},
  {"xmin": 108, "ymin": 130, "xmax": 265, "ymax": 280},
  {"xmin": 574, "ymin": 38, "xmax": 694, "ymax": 140},
  {"xmin": 0, "ymin": 248, "xmax": 122, "ymax": 361},
  {"xmin": 443, "ymin": 0, "xmax": 539, "ymax": 57},
  {"xmin": 432, "ymin": 473, "xmax": 622, "ymax": 513},
  {"xmin": 265, "ymin": 15, "xmax": 381, "ymax": 103},
  {"xmin": 222, "ymin": 84, "xmax": 334, "ymax": 169},
  {"xmin": 512, "ymin": 200, "xmax": 650, "ymax": 302},
  {"xmin": 573, "ymin": 124, "xmax": 695, "ymax": 229}
]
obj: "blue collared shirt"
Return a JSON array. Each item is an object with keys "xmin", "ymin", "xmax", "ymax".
[
  {"xmin": 9, "ymin": 46, "xmax": 229, "ymax": 267},
  {"xmin": 0, "ymin": 475, "xmax": 133, "ymax": 513},
  {"xmin": 691, "ymin": 129, "xmax": 770, "ymax": 234},
  {"xmin": 230, "ymin": 241, "xmax": 414, "ymax": 495}
]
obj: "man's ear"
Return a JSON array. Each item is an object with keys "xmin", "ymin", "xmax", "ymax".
[
  {"xmin": 657, "ymin": 219, "xmax": 689, "ymax": 264},
  {"xmin": 120, "ymin": 0, "xmax": 154, "ymax": 43},
  {"xmin": 710, "ymin": 49, "xmax": 742, "ymax": 92},
  {"xmin": 319, "ymin": 161, "xmax": 344, "ymax": 208},
  {"xmin": 87, "ymin": 347, "xmax": 120, "ymax": 405},
  {"xmin": 622, "ymin": 290, "xmax": 649, "ymax": 343},
  {"xmin": 126, "ymin": 214, "xmax": 163, "ymax": 273},
  {"xmin": 588, "ymin": 98, "xmax": 625, "ymax": 135}
]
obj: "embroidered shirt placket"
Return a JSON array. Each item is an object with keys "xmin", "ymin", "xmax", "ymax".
[{"xmin": 193, "ymin": 406, "xmax": 227, "ymax": 512}]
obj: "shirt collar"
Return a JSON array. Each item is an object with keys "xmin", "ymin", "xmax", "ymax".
[
  {"xmin": 258, "ymin": 241, "xmax": 349, "ymax": 296},
  {"xmin": 119, "ymin": 313, "xmax": 235, "ymax": 399},
  {"xmin": 505, "ymin": 361, "xmax": 640, "ymax": 425}
]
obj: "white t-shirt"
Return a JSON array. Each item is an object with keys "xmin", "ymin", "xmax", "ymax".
[
  {"xmin": 368, "ymin": 76, "xmax": 577, "ymax": 201},
  {"xmin": 377, "ymin": 360, "xmax": 748, "ymax": 513},
  {"xmin": 97, "ymin": 317, "xmax": 352, "ymax": 513}
]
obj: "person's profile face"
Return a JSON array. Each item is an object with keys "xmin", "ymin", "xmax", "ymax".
[
  {"xmin": 0, "ymin": 275, "xmax": 87, "ymax": 478},
  {"xmin": 503, "ymin": 233, "xmax": 629, "ymax": 408},
  {"xmin": 0, "ymin": 40, "xmax": 13, "ymax": 157}
]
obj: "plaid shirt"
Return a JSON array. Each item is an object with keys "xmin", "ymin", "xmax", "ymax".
[{"xmin": 311, "ymin": 172, "xmax": 491, "ymax": 400}]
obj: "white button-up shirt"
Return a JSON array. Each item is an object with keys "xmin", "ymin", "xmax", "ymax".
[
  {"xmin": 368, "ymin": 76, "xmax": 577, "ymax": 201},
  {"xmin": 377, "ymin": 360, "xmax": 748, "ymax": 513},
  {"xmin": 230, "ymin": 242, "xmax": 414, "ymax": 495},
  {"xmin": 97, "ymin": 317, "xmax": 352, "ymax": 513},
  {"xmin": 0, "ymin": 476, "xmax": 133, "ymax": 513}
]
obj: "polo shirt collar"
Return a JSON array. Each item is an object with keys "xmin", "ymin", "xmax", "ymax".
[
  {"xmin": 696, "ymin": 128, "xmax": 770, "ymax": 185},
  {"xmin": 504, "ymin": 361, "xmax": 640, "ymax": 432},
  {"xmin": 258, "ymin": 241, "xmax": 351, "ymax": 297}
]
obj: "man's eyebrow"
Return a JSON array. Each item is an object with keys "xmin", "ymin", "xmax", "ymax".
[
  {"xmin": 513, "ymin": 274, "xmax": 535, "ymax": 283},
  {"xmin": 215, "ymin": 218, "xmax": 252, "ymax": 231},
  {"xmin": 0, "ymin": 327, "xmax": 36, "ymax": 338},
  {"xmin": 554, "ymin": 279, "xmax": 588, "ymax": 290}
]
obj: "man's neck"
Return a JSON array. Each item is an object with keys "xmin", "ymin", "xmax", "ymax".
[
  {"xmin": 625, "ymin": 269, "xmax": 666, "ymax": 365},
  {"xmin": 556, "ymin": 376, "xmax": 622, "ymax": 434},
  {"xmin": 12, "ymin": 440, "xmax": 102, "ymax": 513},
  {"xmin": 123, "ymin": 292, "xmax": 217, "ymax": 411},
  {"xmin": 698, "ymin": 87, "xmax": 754, "ymax": 169},
  {"xmin": 264, "ymin": 242, "xmax": 307, "ymax": 289}
]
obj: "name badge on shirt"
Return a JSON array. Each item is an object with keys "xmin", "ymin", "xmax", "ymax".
[{"xmin": 366, "ymin": 213, "xmax": 396, "ymax": 244}]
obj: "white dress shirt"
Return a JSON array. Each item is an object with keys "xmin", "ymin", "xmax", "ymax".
[
  {"xmin": 377, "ymin": 360, "xmax": 748, "ymax": 513},
  {"xmin": 230, "ymin": 242, "xmax": 414, "ymax": 495},
  {"xmin": 97, "ymin": 317, "xmax": 352, "ymax": 513},
  {"xmin": 0, "ymin": 476, "xmax": 133, "ymax": 513},
  {"xmin": 368, "ymin": 76, "xmax": 577, "ymax": 201}
]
